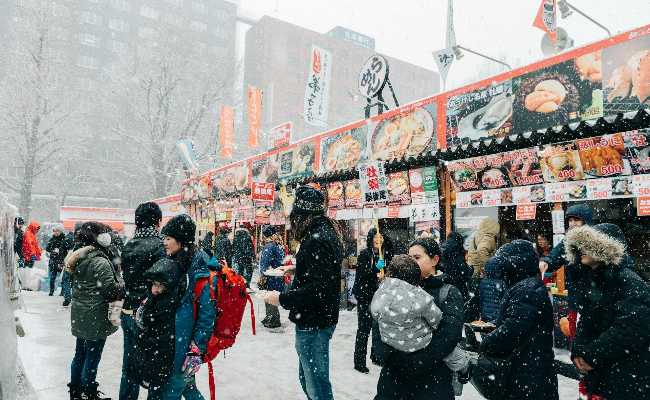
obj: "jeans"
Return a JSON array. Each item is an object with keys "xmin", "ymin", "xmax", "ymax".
[
  {"xmin": 295, "ymin": 325, "xmax": 336, "ymax": 400},
  {"xmin": 62, "ymin": 271, "xmax": 71, "ymax": 302},
  {"xmin": 119, "ymin": 314, "xmax": 140, "ymax": 400},
  {"xmin": 49, "ymin": 267, "xmax": 60, "ymax": 294},
  {"xmin": 160, "ymin": 374, "xmax": 204, "ymax": 400},
  {"xmin": 70, "ymin": 338, "xmax": 106, "ymax": 386},
  {"xmin": 354, "ymin": 303, "xmax": 384, "ymax": 367}
]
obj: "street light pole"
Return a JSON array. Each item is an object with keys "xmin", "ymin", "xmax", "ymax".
[{"xmin": 454, "ymin": 45, "xmax": 512, "ymax": 70}]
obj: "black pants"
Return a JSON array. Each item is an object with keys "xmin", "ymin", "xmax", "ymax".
[{"xmin": 354, "ymin": 303, "xmax": 384, "ymax": 367}]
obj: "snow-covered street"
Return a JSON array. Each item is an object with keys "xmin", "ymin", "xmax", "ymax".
[{"xmin": 16, "ymin": 291, "xmax": 579, "ymax": 400}]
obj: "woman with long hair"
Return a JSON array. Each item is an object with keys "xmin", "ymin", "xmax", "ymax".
[{"xmin": 66, "ymin": 222, "xmax": 124, "ymax": 400}]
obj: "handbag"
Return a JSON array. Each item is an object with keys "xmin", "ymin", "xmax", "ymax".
[{"xmin": 470, "ymin": 352, "xmax": 516, "ymax": 400}]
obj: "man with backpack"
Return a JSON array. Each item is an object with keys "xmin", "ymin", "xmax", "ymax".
[
  {"xmin": 119, "ymin": 202, "xmax": 165, "ymax": 400},
  {"xmin": 262, "ymin": 186, "xmax": 343, "ymax": 400}
]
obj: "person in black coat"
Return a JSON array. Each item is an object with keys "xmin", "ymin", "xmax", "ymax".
[
  {"xmin": 352, "ymin": 228, "xmax": 392, "ymax": 373},
  {"xmin": 214, "ymin": 230, "xmax": 232, "ymax": 265},
  {"xmin": 439, "ymin": 232, "xmax": 472, "ymax": 302},
  {"xmin": 232, "ymin": 229, "xmax": 255, "ymax": 286},
  {"xmin": 479, "ymin": 240, "xmax": 558, "ymax": 400},
  {"xmin": 565, "ymin": 225, "xmax": 650, "ymax": 400},
  {"xmin": 46, "ymin": 225, "xmax": 70, "ymax": 296},
  {"xmin": 119, "ymin": 202, "xmax": 165, "ymax": 400},
  {"xmin": 374, "ymin": 237, "xmax": 464, "ymax": 400},
  {"xmin": 200, "ymin": 231, "xmax": 214, "ymax": 258},
  {"xmin": 129, "ymin": 257, "xmax": 183, "ymax": 395},
  {"xmin": 262, "ymin": 186, "xmax": 343, "ymax": 400},
  {"xmin": 14, "ymin": 217, "xmax": 25, "ymax": 268}
]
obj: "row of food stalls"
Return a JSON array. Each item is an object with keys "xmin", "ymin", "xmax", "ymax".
[{"xmin": 179, "ymin": 25, "xmax": 650, "ymax": 277}]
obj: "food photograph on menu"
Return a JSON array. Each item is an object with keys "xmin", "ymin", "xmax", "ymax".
[
  {"xmin": 370, "ymin": 103, "xmax": 437, "ymax": 160},
  {"xmin": 387, "ymin": 171, "xmax": 411, "ymax": 204},
  {"xmin": 624, "ymin": 129, "xmax": 650, "ymax": 174},
  {"xmin": 445, "ymin": 80, "xmax": 514, "ymax": 146},
  {"xmin": 602, "ymin": 33, "xmax": 650, "ymax": 114},
  {"xmin": 320, "ymin": 125, "xmax": 367, "ymax": 172},
  {"xmin": 538, "ymin": 142, "xmax": 585, "ymax": 182},
  {"xmin": 326, "ymin": 181, "xmax": 344, "ymax": 208},
  {"xmin": 513, "ymin": 59, "xmax": 586, "ymax": 133},
  {"xmin": 252, "ymin": 154, "xmax": 280, "ymax": 184},
  {"xmin": 576, "ymin": 133, "xmax": 629, "ymax": 178},
  {"xmin": 344, "ymin": 180, "xmax": 362, "ymax": 208}
]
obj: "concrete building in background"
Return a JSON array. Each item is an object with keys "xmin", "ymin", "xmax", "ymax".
[{"xmin": 242, "ymin": 16, "xmax": 439, "ymax": 151}]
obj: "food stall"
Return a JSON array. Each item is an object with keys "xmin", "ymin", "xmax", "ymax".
[{"xmin": 178, "ymin": 24, "xmax": 650, "ymax": 267}]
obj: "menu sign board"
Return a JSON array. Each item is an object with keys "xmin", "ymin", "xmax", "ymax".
[
  {"xmin": 320, "ymin": 126, "xmax": 367, "ymax": 172},
  {"xmin": 539, "ymin": 142, "xmax": 585, "ymax": 182},
  {"xmin": 343, "ymin": 180, "xmax": 362, "ymax": 208},
  {"xmin": 516, "ymin": 204, "xmax": 537, "ymax": 220},
  {"xmin": 445, "ymin": 80, "xmax": 514, "ymax": 146},
  {"xmin": 254, "ymin": 200, "xmax": 272, "ymax": 224},
  {"xmin": 327, "ymin": 182, "xmax": 344, "ymax": 208},
  {"xmin": 624, "ymin": 129, "xmax": 650, "ymax": 175},
  {"xmin": 251, "ymin": 182, "xmax": 275, "ymax": 202},
  {"xmin": 387, "ymin": 171, "xmax": 411, "ymax": 205},
  {"xmin": 576, "ymin": 133, "xmax": 628, "ymax": 177},
  {"xmin": 358, "ymin": 161, "xmax": 388, "ymax": 204}
]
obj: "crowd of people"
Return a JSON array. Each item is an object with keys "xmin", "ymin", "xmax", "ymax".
[{"xmin": 11, "ymin": 186, "xmax": 650, "ymax": 400}]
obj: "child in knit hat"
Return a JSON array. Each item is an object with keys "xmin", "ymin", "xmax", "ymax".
[{"xmin": 371, "ymin": 254, "xmax": 469, "ymax": 372}]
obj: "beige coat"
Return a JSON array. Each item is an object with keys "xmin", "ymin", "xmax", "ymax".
[{"xmin": 467, "ymin": 218, "xmax": 500, "ymax": 278}]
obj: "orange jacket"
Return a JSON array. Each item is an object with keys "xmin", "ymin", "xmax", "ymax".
[{"xmin": 22, "ymin": 221, "xmax": 42, "ymax": 261}]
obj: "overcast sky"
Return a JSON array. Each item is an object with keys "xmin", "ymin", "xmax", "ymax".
[{"xmin": 240, "ymin": 0, "xmax": 650, "ymax": 90}]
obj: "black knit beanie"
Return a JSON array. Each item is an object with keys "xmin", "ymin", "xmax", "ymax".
[{"xmin": 161, "ymin": 214, "xmax": 196, "ymax": 246}]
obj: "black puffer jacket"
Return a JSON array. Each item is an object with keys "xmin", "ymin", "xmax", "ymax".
[
  {"xmin": 232, "ymin": 230, "xmax": 254, "ymax": 267},
  {"xmin": 479, "ymin": 240, "xmax": 558, "ymax": 400},
  {"xmin": 214, "ymin": 233, "xmax": 232, "ymax": 264},
  {"xmin": 279, "ymin": 216, "xmax": 343, "ymax": 329},
  {"xmin": 128, "ymin": 257, "xmax": 182, "ymax": 389},
  {"xmin": 121, "ymin": 229, "xmax": 165, "ymax": 311},
  {"xmin": 14, "ymin": 227, "xmax": 24, "ymax": 258},
  {"xmin": 353, "ymin": 228, "xmax": 393, "ymax": 306},
  {"xmin": 46, "ymin": 233, "xmax": 69, "ymax": 269},
  {"xmin": 375, "ymin": 272, "xmax": 464, "ymax": 400},
  {"xmin": 566, "ymin": 226, "xmax": 650, "ymax": 400},
  {"xmin": 440, "ymin": 232, "xmax": 472, "ymax": 301}
]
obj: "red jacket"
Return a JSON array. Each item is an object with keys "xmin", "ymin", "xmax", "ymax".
[{"xmin": 22, "ymin": 221, "xmax": 42, "ymax": 261}]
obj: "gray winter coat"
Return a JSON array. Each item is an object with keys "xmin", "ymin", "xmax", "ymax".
[{"xmin": 371, "ymin": 277, "xmax": 442, "ymax": 353}]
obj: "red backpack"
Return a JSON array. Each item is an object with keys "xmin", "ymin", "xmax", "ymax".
[{"xmin": 193, "ymin": 266, "xmax": 256, "ymax": 400}]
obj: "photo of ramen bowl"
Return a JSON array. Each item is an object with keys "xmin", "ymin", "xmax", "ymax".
[
  {"xmin": 324, "ymin": 135, "xmax": 363, "ymax": 171},
  {"xmin": 371, "ymin": 108, "xmax": 435, "ymax": 160}
]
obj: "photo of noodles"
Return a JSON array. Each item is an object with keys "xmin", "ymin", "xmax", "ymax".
[{"xmin": 371, "ymin": 107, "xmax": 435, "ymax": 160}]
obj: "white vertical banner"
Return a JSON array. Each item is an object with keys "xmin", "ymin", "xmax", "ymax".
[{"xmin": 303, "ymin": 45, "xmax": 332, "ymax": 127}]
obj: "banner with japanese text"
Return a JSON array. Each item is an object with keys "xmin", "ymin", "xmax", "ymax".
[
  {"xmin": 219, "ymin": 105, "xmax": 234, "ymax": 158},
  {"xmin": 247, "ymin": 86, "xmax": 262, "ymax": 148},
  {"xmin": 304, "ymin": 45, "xmax": 332, "ymax": 127}
]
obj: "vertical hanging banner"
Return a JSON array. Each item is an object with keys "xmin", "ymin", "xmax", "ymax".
[
  {"xmin": 219, "ymin": 105, "xmax": 234, "ymax": 159},
  {"xmin": 247, "ymin": 86, "xmax": 262, "ymax": 148},
  {"xmin": 175, "ymin": 138, "xmax": 198, "ymax": 172},
  {"xmin": 533, "ymin": 0, "xmax": 557, "ymax": 43},
  {"xmin": 304, "ymin": 45, "xmax": 332, "ymax": 127}
]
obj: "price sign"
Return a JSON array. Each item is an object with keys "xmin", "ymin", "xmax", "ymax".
[{"xmin": 516, "ymin": 204, "xmax": 537, "ymax": 221}]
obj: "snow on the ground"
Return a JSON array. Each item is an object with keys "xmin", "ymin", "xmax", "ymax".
[{"xmin": 16, "ymin": 291, "xmax": 578, "ymax": 399}]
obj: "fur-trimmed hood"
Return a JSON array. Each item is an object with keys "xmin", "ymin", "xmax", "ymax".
[{"xmin": 564, "ymin": 225, "xmax": 625, "ymax": 267}]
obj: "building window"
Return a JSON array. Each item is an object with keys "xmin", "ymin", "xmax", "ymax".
[
  {"xmin": 78, "ymin": 77, "xmax": 95, "ymax": 91},
  {"xmin": 138, "ymin": 27, "xmax": 157, "ymax": 39},
  {"xmin": 162, "ymin": 13, "xmax": 183, "ymax": 27},
  {"xmin": 140, "ymin": 5, "xmax": 160, "ymax": 20},
  {"xmin": 110, "ymin": 40, "xmax": 127, "ymax": 55},
  {"xmin": 110, "ymin": 0, "xmax": 130, "ymax": 12},
  {"xmin": 80, "ymin": 11, "xmax": 100, "ymax": 25},
  {"xmin": 80, "ymin": 33, "xmax": 99, "ymax": 48},
  {"xmin": 163, "ymin": 0, "xmax": 183, "ymax": 6},
  {"xmin": 191, "ymin": 1, "xmax": 206, "ymax": 13},
  {"xmin": 109, "ymin": 18, "xmax": 129, "ymax": 32},
  {"xmin": 77, "ymin": 55, "xmax": 99, "ymax": 69},
  {"xmin": 190, "ymin": 21, "xmax": 207, "ymax": 33}
]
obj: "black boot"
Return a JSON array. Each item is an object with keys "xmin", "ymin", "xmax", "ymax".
[
  {"xmin": 62, "ymin": 299, "xmax": 71, "ymax": 307},
  {"xmin": 82, "ymin": 383, "xmax": 111, "ymax": 400},
  {"xmin": 67, "ymin": 383, "xmax": 82, "ymax": 400}
]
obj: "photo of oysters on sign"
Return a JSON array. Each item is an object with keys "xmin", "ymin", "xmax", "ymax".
[
  {"xmin": 457, "ymin": 92, "xmax": 514, "ymax": 141},
  {"xmin": 371, "ymin": 107, "xmax": 435, "ymax": 160},
  {"xmin": 603, "ymin": 35, "xmax": 650, "ymax": 113},
  {"xmin": 515, "ymin": 71, "xmax": 580, "ymax": 128}
]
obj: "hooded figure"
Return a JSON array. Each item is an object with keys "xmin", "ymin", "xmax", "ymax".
[
  {"xmin": 565, "ymin": 225, "xmax": 650, "ymax": 400},
  {"xmin": 467, "ymin": 218, "xmax": 499, "ymax": 278},
  {"xmin": 232, "ymin": 229, "xmax": 255, "ymax": 285},
  {"xmin": 22, "ymin": 221, "xmax": 42, "ymax": 266},
  {"xmin": 128, "ymin": 258, "xmax": 183, "ymax": 390},
  {"xmin": 440, "ymin": 232, "xmax": 472, "ymax": 301},
  {"xmin": 478, "ymin": 256, "xmax": 508, "ymax": 323},
  {"xmin": 479, "ymin": 240, "xmax": 559, "ymax": 400},
  {"xmin": 14, "ymin": 217, "xmax": 25, "ymax": 262}
]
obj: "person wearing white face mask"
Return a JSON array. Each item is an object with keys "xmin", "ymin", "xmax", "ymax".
[{"xmin": 65, "ymin": 222, "xmax": 125, "ymax": 400}]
